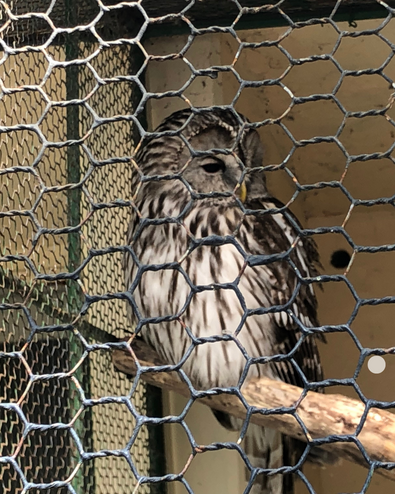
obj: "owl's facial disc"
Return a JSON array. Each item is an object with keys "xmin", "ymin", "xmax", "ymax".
[
  {"xmin": 199, "ymin": 154, "xmax": 247, "ymax": 202},
  {"xmin": 180, "ymin": 128, "xmax": 245, "ymax": 199},
  {"xmin": 182, "ymin": 151, "xmax": 243, "ymax": 197}
]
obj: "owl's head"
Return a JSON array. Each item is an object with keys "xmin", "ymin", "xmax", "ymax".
[{"xmin": 135, "ymin": 108, "xmax": 268, "ymax": 202}]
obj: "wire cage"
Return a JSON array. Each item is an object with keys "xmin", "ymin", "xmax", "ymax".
[{"xmin": 1, "ymin": 1, "xmax": 395, "ymax": 494}]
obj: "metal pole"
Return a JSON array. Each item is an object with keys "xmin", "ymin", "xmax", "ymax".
[{"xmin": 65, "ymin": 1, "xmax": 93, "ymax": 491}]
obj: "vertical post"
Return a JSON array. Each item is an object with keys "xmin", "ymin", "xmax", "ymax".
[{"xmin": 64, "ymin": 1, "xmax": 93, "ymax": 491}]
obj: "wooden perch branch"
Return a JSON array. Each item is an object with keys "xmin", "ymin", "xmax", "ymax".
[{"xmin": 112, "ymin": 339, "xmax": 395, "ymax": 481}]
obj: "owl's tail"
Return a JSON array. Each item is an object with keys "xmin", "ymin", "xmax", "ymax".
[
  {"xmin": 213, "ymin": 410, "xmax": 336, "ymax": 493},
  {"xmin": 243, "ymin": 423, "xmax": 295, "ymax": 494},
  {"xmin": 213, "ymin": 411, "xmax": 296, "ymax": 493}
]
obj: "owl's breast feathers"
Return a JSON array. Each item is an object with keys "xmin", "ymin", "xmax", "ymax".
[{"xmin": 125, "ymin": 194, "xmax": 323, "ymax": 390}]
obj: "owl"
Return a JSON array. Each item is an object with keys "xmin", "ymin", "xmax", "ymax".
[{"xmin": 124, "ymin": 108, "xmax": 324, "ymax": 494}]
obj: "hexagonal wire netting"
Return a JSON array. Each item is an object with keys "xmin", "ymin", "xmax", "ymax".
[{"xmin": 1, "ymin": 0, "xmax": 395, "ymax": 493}]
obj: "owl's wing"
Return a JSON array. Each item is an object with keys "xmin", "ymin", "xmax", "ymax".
[
  {"xmin": 240, "ymin": 197, "xmax": 334, "ymax": 476},
  {"xmin": 243, "ymin": 197, "xmax": 324, "ymax": 388}
]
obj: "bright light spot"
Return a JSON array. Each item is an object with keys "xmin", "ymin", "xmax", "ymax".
[{"xmin": 367, "ymin": 356, "xmax": 386, "ymax": 374}]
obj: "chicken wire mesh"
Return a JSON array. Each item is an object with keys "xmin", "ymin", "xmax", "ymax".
[{"xmin": 1, "ymin": 0, "xmax": 395, "ymax": 493}]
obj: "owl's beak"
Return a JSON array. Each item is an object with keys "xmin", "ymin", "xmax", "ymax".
[{"xmin": 237, "ymin": 181, "xmax": 247, "ymax": 203}]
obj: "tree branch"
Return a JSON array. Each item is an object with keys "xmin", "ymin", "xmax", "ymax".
[{"xmin": 112, "ymin": 338, "xmax": 395, "ymax": 481}]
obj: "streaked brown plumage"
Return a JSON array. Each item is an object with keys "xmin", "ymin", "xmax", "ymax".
[{"xmin": 124, "ymin": 108, "xmax": 324, "ymax": 493}]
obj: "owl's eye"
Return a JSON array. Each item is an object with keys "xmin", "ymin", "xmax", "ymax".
[{"xmin": 201, "ymin": 159, "xmax": 226, "ymax": 174}]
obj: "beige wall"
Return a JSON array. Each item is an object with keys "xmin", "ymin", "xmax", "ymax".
[{"xmin": 145, "ymin": 18, "xmax": 395, "ymax": 494}]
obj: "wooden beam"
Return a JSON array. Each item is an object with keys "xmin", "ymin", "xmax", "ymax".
[
  {"xmin": 142, "ymin": 0, "xmax": 388, "ymax": 24},
  {"xmin": 112, "ymin": 337, "xmax": 395, "ymax": 482},
  {"xmin": 2, "ymin": 0, "xmax": 389, "ymax": 46}
]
